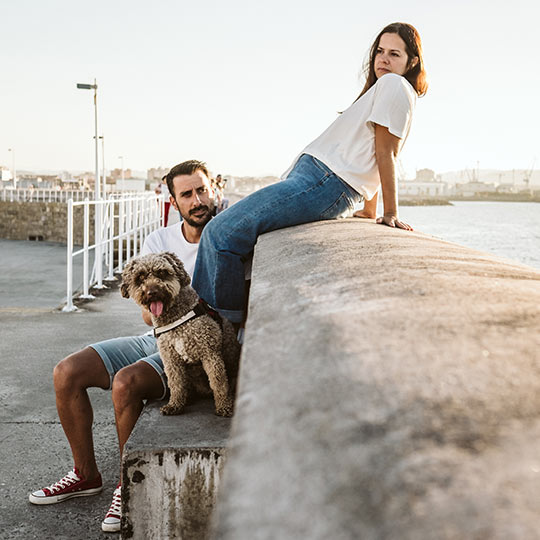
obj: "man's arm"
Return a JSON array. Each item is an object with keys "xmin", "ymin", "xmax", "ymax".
[{"xmin": 374, "ymin": 123, "xmax": 412, "ymax": 231}]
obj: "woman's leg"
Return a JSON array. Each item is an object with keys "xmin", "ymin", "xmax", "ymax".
[{"xmin": 192, "ymin": 154, "xmax": 361, "ymax": 322}]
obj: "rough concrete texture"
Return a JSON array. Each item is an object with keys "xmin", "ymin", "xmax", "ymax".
[
  {"xmin": 0, "ymin": 239, "xmax": 94, "ymax": 309},
  {"xmin": 0, "ymin": 240, "xmax": 147, "ymax": 539},
  {"xmin": 211, "ymin": 219, "xmax": 540, "ymax": 540},
  {"xmin": 123, "ymin": 401, "xmax": 230, "ymax": 540}
]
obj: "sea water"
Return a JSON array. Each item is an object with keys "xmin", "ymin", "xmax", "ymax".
[{"xmin": 399, "ymin": 201, "xmax": 540, "ymax": 270}]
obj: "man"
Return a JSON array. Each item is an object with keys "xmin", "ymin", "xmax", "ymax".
[{"xmin": 29, "ymin": 160, "xmax": 215, "ymax": 533}]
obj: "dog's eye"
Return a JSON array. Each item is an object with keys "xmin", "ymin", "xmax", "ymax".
[
  {"xmin": 134, "ymin": 273, "xmax": 146, "ymax": 285},
  {"xmin": 156, "ymin": 269, "xmax": 170, "ymax": 279}
]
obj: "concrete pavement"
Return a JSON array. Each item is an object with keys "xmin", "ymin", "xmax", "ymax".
[{"xmin": 0, "ymin": 240, "xmax": 146, "ymax": 539}]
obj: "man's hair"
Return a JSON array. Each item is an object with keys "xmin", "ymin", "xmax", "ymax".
[{"xmin": 164, "ymin": 160, "xmax": 211, "ymax": 197}]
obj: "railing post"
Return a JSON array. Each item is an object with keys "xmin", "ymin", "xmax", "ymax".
[
  {"xmin": 62, "ymin": 199, "xmax": 76, "ymax": 312},
  {"xmin": 107, "ymin": 199, "xmax": 116, "ymax": 280},
  {"xmin": 80, "ymin": 198, "xmax": 95, "ymax": 299},
  {"xmin": 95, "ymin": 200, "xmax": 105, "ymax": 288},
  {"xmin": 118, "ymin": 199, "xmax": 124, "ymax": 272},
  {"xmin": 126, "ymin": 200, "xmax": 132, "ymax": 263}
]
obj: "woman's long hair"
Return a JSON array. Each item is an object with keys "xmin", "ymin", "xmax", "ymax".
[{"xmin": 354, "ymin": 22, "xmax": 428, "ymax": 102}]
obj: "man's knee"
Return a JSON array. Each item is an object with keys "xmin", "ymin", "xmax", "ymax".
[
  {"xmin": 53, "ymin": 348, "xmax": 109, "ymax": 393},
  {"xmin": 111, "ymin": 366, "xmax": 146, "ymax": 407}
]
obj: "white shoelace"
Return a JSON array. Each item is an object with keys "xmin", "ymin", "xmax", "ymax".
[
  {"xmin": 106, "ymin": 486, "xmax": 122, "ymax": 517},
  {"xmin": 45, "ymin": 469, "xmax": 80, "ymax": 493}
]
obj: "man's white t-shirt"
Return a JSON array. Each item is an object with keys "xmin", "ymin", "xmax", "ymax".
[
  {"xmin": 141, "ymin": 222, "xmax": 199, "ymax": 278},
  {"xmin": 281, "ymin": 73, "xmax": 417, "ymax": 201}
]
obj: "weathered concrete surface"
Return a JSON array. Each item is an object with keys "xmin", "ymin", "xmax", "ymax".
[
  {"xmin": 0, "ymin": 240, "xmax": 145, "ymax": 539},
  {"xmin": 211, "ymin": 219, "xmax": 540, "ymax": 540},
  {"xmin": 0, "ymin": 239, "xmax": 94, "ymax": 309},
  {"xmin": 123, "ymin": 401, "xmax": 230, "ymax": 540}
]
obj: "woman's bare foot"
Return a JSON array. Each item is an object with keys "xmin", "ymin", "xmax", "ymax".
[{"xmin": 353, "ymin": 209, "xmax": 376, "ymax": 219}]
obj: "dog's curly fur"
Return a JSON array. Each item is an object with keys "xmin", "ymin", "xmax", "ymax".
[{"xmin": 120, "ymin": 252, "xmax": 240, "ymax": 417}]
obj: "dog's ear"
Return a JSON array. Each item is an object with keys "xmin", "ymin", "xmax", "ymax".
[
  {"xmin": 120, "ymin": 260, "xmax": 134, "ymax": 298},
  {"xmin": 162, "ymin": 251, "xmax": 191, "ymax": 287},
  {"xmin": 120, "ymin": 280, "xmax": 130, "ymax": 298}
]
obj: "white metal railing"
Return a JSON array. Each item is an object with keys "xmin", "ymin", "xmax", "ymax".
[
  {"xmin": 63, "ymin": 192, "xmax": 164, "ymax": 311},
  {"xmin": 0, "ymin": 188, "xmax": 143, "ymax": 203},
  {"xmin": 0, "ymin": 188, "xmax": 95, "ymax": 202}
]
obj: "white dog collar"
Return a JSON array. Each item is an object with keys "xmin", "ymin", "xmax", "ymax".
[{"xmin": 153, "ymin": 310, "xmax": 198, "ymax": 337}]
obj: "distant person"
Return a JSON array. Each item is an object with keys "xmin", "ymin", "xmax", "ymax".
[
  {"xmin": 213, "ymin": 173, "xmax": 224, "ymax": 214},
  {"xmin": 220, "ymin": 178, "xmax": 229, "ymax": 212},
  {"xmin": 155, "ymin": 176, "xmax": 172, "ymax": 226},
  {"xmin": 29, "ymin": 160, "xmax": 215, "ymax": 533},
  {"xmin": 192, "ymin": 22, "xmax": 428, "ymax": 326}
]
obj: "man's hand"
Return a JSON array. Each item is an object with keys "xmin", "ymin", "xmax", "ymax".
[
  {"xmin": 376, "ymin": 214, "xmax": 413, "ymax": 230},
  {"xmin": 142, "ymin": 308, "xmax": 153, "ymax": 326}
]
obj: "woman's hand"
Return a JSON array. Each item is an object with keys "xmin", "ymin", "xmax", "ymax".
[{"xmin": 376, "ymin": 214, "xmax": 413, "ymax": 230}]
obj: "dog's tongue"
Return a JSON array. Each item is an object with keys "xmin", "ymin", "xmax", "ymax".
[{"xmin": 150, "ymin": 301, "xmax": 163, "ymax": 317}]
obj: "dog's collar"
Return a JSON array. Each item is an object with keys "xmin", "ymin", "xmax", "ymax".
[{"xmin": 153, "ymin": 300, "xmax": 221, "ymax": 338}]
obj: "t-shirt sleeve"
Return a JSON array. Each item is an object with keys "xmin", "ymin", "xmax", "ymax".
[
  {"xmin": 367, "ymin": 74, "xmax": 415, "ymax": 139},
  {"xmin": 141, "ymin": 232, "xmax": 160, "ymax": 255}
]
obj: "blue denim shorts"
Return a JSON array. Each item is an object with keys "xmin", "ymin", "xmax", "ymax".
[{"xmin": 90, "ymin": 334, "xmax": 167, "ymax": 399}]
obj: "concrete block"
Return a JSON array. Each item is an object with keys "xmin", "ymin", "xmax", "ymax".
[
  {"xmin": 211, "ymin": 220, "xmax": 540, "ymax": 540},
  {"xmin": 123, "ymin": 400, "xmax": 231, "ymax": 540}
]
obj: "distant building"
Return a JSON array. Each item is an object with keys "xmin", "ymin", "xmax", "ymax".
[
  {"xmin": 1, "ymin": 166, "xmax": 12, "ymax": 182},
  {"xmin": 496, "ymin": 183, "xmax": 517, "ymax": 194},
  {"xmin": 454, "ymin": 182, "xmax": 496, "ymax": 197},
  {"xmin": 147, "ymin": 167, "xmax": 169, "ymax": 182},
  {"xmin": 230, "ymin": 176, "xmax": 279, "ymax": 193},
  {"xmin": 113, "ymin": 178, "xmax": 146, "ymax": 192},
  {"xmin": 399, "ymin": 168, "xmax": 448, "ymax": 197},
  {"xmin": 110, "ymin": 168, "xmax": 133, "ymax": 181}
]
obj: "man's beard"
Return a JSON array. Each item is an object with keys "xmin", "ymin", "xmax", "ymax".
[{"xmin": 181, "ymin": 204, "xmax": 213, "ymax": 228}]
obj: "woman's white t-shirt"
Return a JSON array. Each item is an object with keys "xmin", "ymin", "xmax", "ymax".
[{"xmin": 281, "ymin": 73, "xmax": 417, "ymax": 201}]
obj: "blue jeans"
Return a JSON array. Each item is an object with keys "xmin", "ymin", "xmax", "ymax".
[{"xmin": 192, "ymin": 154, "xmax": 362, "ymax": 322}]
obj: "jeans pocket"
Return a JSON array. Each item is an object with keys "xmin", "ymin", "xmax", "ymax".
[
  {"xmin": 319, "ymin": 191, "xmax": 355, "ymax": 220},
  {"xmin": 308, "ymin": 154, "xmax": 332, "ymax": 177}
]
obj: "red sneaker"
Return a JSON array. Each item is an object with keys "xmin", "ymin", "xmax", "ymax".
[
  {"xmin": 102, "ymin": 484, "xmax": 122, "ymax": 533},
  {"xmin": 29, "ymin": 468, "xmax": 102, "ymax": 505}
]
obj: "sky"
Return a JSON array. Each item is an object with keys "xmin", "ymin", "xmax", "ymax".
[{"xmin": 1, "ymin": 0, "xmax": 539, "ymax": 179}]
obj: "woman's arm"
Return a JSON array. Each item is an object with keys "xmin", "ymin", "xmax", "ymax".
[{"xmin": 374, "ymin": 123, "xmax": 412, "ymax": 231}]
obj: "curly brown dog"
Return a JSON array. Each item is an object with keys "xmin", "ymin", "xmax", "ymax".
[{"xmin": 120, "ymin": 252, "xmax": 240, "ymax": 417}]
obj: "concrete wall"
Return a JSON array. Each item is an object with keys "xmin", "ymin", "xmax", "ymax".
[
  {"xmin": 211, "ymin": 219, "xmax": 540, "ymax": 540},
  {"xmin": 123, "ymin": 401, "xmax": 231, "ymax": 540},
  {"xmin": 0, "ymin": 201, "xmax": 95, "ymax": 244}
]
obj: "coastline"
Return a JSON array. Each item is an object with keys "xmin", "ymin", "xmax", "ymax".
[{"xmin": 401, "ymin": 194, "xmax": 540, "ymax": 206}]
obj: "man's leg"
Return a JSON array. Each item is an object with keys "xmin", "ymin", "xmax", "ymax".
[
  {"xmin": 53, "ymin": 347, "xmax": 110, "ymax": 482},
  {"xmin": 102, "ymin": 358, "xmax": 165, "ymax": 533},
  {"xmin": 29, "ymin": 348, "xmax": 110, "ymax": 505},
  {"xmin": 111, "ymin": 361, "xmax": 165, "ymax": 458}
]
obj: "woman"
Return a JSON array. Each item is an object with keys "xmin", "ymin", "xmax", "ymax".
[{"xmin": 192, "ymin": 22, "xmax": 428, "ymax": 324}]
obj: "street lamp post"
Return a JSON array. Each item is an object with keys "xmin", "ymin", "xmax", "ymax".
[
  {"xmin": 94, "ymin": 135, "xmax": 106, "ymax": 195},
  {"xmin": 77, "ymin": 79, "xmax": 105, "ymax": 288},
  {"xmin": 118, "ymin": 156, "xmax": 124, "ymax": 191},
  {"xmin": 7, "ymin": 148, "xmax": 16, "ymax": 188},
  {"xmin": 76, "ymin": 80, "xmax": 99, "ymax": 199}
]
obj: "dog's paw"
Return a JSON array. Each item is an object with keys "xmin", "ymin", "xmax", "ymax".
[
  {"xmin": 215, "ymin": 405, "xmax": 234, "ymax": 417},
  {"xmin": 160, "ymin": 403, "xmax": 184, "ymax": 416}
]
